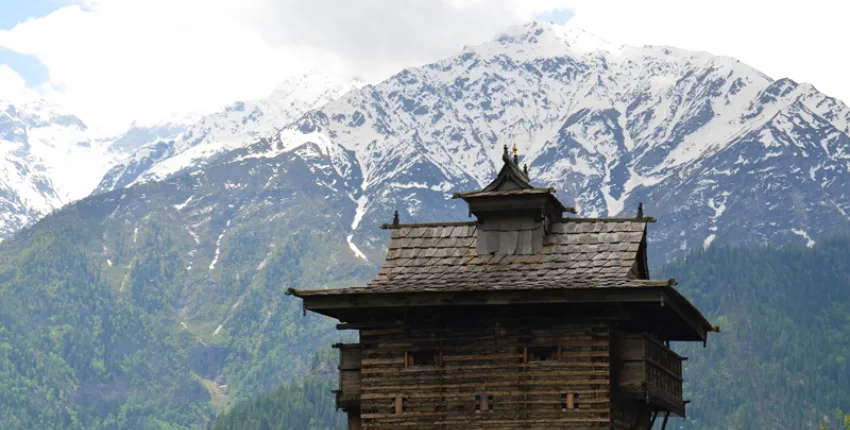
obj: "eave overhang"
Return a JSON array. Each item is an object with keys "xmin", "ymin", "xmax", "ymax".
[{"xmin": 286, "ymin": 281, "xmax": 718, "ymax": 343}]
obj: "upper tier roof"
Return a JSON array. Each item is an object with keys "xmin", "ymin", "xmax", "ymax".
[
  {"xmin": 286, "ymin": 145, "xmax": 717, "ymax": 342},
  {"xmin": 295, "ymin": 218, "xmax": 653, "ymax": 295}
]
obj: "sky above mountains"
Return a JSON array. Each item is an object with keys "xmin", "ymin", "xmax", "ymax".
[{"xmin": 0, "ymin": 0, "xmax": 847, "ymax": 135}]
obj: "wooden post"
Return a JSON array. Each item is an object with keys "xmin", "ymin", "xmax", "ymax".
[
  {"xmin": 395, "ymin": 396, "xmax": 403, "ymax": 416},
  {"xmin": 348, "ymin": 411, "xmax": 362, "ymax": 430}
]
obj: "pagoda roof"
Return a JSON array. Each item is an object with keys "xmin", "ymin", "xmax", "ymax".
[
  {"xmin": 287, "ymin": 145, "xmax": 717, "ymax": 342},
  {"xmin": 294, "ymin": 218, "xmax": 653, "ymax": 295}
]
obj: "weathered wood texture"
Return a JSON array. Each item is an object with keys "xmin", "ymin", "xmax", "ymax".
[
  {"xmin": 613, "ymin": 333, "xmax": 685, "ymax": 417},
  {"xmin": 355, "ymin": 318, "xmax": 613, "ymax": 429},
  {"xmin": 610, "ymin": 394, "xmax": 652, "ymax": 430},
  {"xmin": 335, "ymin": 344, "xmax": 362, "ymax": 411}
]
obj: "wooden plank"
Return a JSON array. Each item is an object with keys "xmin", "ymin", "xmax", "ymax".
[
  {"xmin": 354, "ymin": 320, "xmax": 615, "ymax": 427},
  {"xmin": 394, "ymin": 396, "xmax": 403, "ymax": 416}
]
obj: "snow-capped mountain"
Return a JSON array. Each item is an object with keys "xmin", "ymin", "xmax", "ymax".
[
  {"xmin": 7, "ymin": 20, "xmax": 850, "ymax": 261},
  {"xmin": 217, "ymin": 20, "xmax": 850, "ymax": 260},
  {"xmin": 0, "ymin": 71, "xmax": 361, "ymax": 239},
  {"xmin": 94, "ymin": 72, "xmax": 363, "ymax": 193},
  {"xmin": 0, "ymin": 92, "xmax": 136, "ymax": 238}
]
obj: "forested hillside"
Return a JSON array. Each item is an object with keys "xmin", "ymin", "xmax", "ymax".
[
  {"xmin": 0, "ymin": 177, "xmax": 372, "ymax": 429},
  {"xmin": 660, "ymin": 238, "xmax": 850, "ymax": 429},
  {"xmin": 208, "ymin": 351, "xmax": 345, "ymax": 430},
  {"xmin": 206, "ymin": 238, "xmax": 850, "ymax": 430}
]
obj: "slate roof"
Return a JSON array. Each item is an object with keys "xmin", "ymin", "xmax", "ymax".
[{"xmin": 292, "ymin": 218, "xmax": 659, "ymax": 296}]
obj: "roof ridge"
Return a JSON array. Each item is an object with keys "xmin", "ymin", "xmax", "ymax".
[
  {"xmin": 556, "ymin": 216, "xmax": 657, "ymax": 223},
  {"xmin": 379, "ymin": 221, "xmax": 477, "ymax": 230}
]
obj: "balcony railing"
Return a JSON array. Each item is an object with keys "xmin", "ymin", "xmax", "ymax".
[
  {"xmin": 614, "ymin": 333, "xmax": 686, "ymax": 417},
  {"xmin": 332, "ymin": 343, "xmax": 361, "ymax": 411}
]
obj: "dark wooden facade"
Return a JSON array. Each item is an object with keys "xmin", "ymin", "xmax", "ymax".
[{"xmin": 288, "ymin": 146, "xmax": 717, "ymax": 429}]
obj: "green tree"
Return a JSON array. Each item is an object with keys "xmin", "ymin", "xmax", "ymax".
[{"xmin": 819, "ymin": 408, "xmax": 850, "ymax": 430}]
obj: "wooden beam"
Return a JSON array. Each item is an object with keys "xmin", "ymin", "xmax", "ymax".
[
  {"xmin": 303, "ymin": 288, "xmax": 708, "ymax": 341},
  {"xmin": 303, "ymin": 288, "xmax": 670, "ymax": 311}
]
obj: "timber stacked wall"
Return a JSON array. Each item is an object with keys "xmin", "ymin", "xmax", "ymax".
[{"xmin": 357, "ymin": 318, "xmax": 613, "ymax": 429}]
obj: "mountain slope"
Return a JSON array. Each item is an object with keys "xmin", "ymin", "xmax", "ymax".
[
  {"xmin": 0, "ymin": 93, "xmax": 135, "ymax": 239},
  {"xmin": 661, "ymin": 239, "xmax": 850, "ymax": 429},
  {"xmin": 0, "ymin": 72, "xmax": 361, "ymax": 241},
  {"xmin": 207, "ymin": 350, "xmax": 345, "ymax": 430},
  {"xmin": 0, "ymin": 141, "xmax": 372, "ymax": 427},
  {"xmin": 94, "ymin": 72, "xmax": 362, "ymax": 194},
  {"xmin": 224, "ymin": 21, "xmax": 850, "ymax": 261}
]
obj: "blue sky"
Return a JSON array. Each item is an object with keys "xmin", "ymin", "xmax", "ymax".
[
  {"xmin": 0, "ymin": 0, "xmax": 66, "ymax": 87},
  {"xmin": 533, "ymin": 8, "xmax": 573, "ymax": 25}
]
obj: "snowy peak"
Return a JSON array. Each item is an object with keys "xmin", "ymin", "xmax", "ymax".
[
  {"xmin": 94, "ymin": 72, "xmax": 363, "ymax": 193},
  {"xmin": 0, "ymin": 95, "xmax": 141, "ymax": 237},
  {"xmin": 5, "ymin": 21, "xmax": 850, "ymax": 262},
  {"xmin": 490, "ymin": 20, "xmax": 624, "ymax": 57},
  {"xmin": 231, "ymin": 22, "xmax": 850, "ymax": 260}
]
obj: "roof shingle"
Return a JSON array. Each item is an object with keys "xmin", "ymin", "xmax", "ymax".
[{"xmin": 310, "ymin": 218, "xmax": 651, "ymax": 296}]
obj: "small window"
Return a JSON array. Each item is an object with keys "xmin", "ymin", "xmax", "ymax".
[
  {"xmin": 561, "ymin": 393, "xmax": 579, "ymax": 411},
  {"xmin": 406, "ymin": 350, "xmax": 441, "ymax": 367},
  {"xmin": 394, "ymin": 396, "xmax": 408, "ymax": 415},
  {"xmin": 526, "ymin": 346, "xmax": 558, "ymax": 362},
  {"xmin": 487, "ymin": 394, "xmax": 495, "ymax": 411},
  {"xmin": 474, "ymin": 394, "xmax": 481, "ymax": 413}
]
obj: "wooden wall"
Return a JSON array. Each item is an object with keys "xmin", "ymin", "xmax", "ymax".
[
  {"xmin": 356, "ymin": 314, "xmax": 613, "ymax": 429},
  {"xmin": 610, "ymin": 394, "xmax": 651, "ymax": 430}
]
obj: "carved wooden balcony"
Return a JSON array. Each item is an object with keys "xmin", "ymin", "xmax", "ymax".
[
  {"xmin": 332, "ymin": 343, "xmax": 361, "ymax": 412},
  {"xmin": 614, "ymin": 333, "xmax": 686, "ymax": 417}
]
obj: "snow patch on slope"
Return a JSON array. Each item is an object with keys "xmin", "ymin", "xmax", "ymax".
[
  {"xmin": 347, "ymin": 194, "xmax": 369, "ymax": 261},
  {"xmin": 791, "ymin": 229, "xmax": 816, "ymax": 248}
]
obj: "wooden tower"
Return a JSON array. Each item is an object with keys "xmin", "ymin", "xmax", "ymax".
[{"xmin": 287, "ymin": 144, "xmax": 718, "ymax": 429}]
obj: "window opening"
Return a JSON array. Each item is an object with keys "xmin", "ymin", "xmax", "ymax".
[
  {"xmin": 561, "ymin": 392, "xmax": 577, "ymax": 411},
  {"xmin": 526, "ymin": 346, "xmax": 558, "ymax": 362},
  {"xmin": 394, "ymin": 396, "xmax": 408, "ymax": 415},
  {"xmin": 406, "ymin": 350, "xmax": 441, "ymax": 367}
]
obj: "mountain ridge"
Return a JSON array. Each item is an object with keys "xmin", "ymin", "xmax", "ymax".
[
  {"xmin": 205, "ymin": 20, "xmax": 850, "ymax": 261},
  {"xmin": 1, "ymin": 20, "xmax": 849, "ymax": 429}
]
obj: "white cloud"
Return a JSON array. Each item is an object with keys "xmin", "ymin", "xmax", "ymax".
[
  {"xmin": 0, "ymin": 0, "xmax": 561, "ymax": 133},
  {"xmin": 2, "ymin": 0, "xmax": 849, "ymax": 135},
  {"xmin": 0, "ymin": 65, "xmax": 30, "ymax": 101},
  {"xmin": 0, "ymin": 1, "xmax": 305, "ymax": 134}
]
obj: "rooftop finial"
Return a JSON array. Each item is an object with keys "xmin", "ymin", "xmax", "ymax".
[
  {"xmin": 637, "ymin": 202, "xmax": 644, "ymax": 218},
  {"xmin": 523, "ymin": 163, "xmax": 528, "ymax": 178},
  {"xmin": 513, "ymin": 141, "xmax": 519, "ymax": 165},
  {"xmin": 392, "ymin": 210, "xmax": 400, "ymax": 226}
]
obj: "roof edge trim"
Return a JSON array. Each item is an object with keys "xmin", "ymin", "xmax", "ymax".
[{"xmin": 379, "ymin": 221, "xmax": 478, "ymax": 230}]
